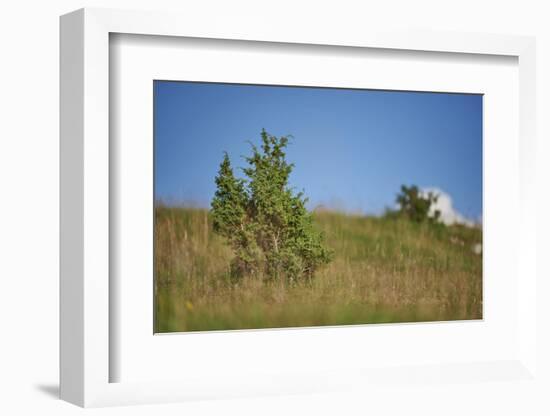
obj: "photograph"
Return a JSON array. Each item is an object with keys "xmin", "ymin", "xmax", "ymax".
[{"xmin": 154, "ymin": 80, "xmax": 483, "ymax": 333}]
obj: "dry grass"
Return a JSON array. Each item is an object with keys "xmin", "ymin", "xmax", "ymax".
[{"xmin": 155, "ymin": 206, "xmax": 482, "ymax": 332}]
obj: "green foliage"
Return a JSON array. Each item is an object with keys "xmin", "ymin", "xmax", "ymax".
[
  {"xmin": 395, "ymin": 185, "xmax": 441, "ymax": 223},
  {"xmin": 211, "ymin": 129, "xmax": 332, "ymax": 282}
]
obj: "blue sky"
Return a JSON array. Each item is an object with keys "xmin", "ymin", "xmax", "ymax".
[{"xmin": 154, "ymin": 81, "xmax": 482, "ymax": 220}]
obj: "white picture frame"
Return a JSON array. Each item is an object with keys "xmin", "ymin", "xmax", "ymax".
[{"xmin": 60, "ymin": 7, "xmax": 537, "ymax": 408}]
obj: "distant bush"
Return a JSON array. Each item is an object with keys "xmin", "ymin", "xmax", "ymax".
[
  {"xmin": 211, "ymin": 129, "xmax": 332, "ymax": 282},
  {"xmin": 394, "ymin": 185, "xmax": 441, "ymax": 223}
]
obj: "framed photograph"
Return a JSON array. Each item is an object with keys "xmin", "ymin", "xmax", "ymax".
[{"xmin": 60, "ymin": 8, "xmax": 538, "ymax": 407}]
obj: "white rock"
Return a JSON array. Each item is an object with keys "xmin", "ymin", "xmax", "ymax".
[{"xmin": 472, "ymin": 243, "xmax": 482, "ymax": 255}]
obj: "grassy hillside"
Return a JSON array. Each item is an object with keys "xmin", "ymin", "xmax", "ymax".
[{"xmin": 155, "ymin": 206, "xmax": 482, "ymax": 332}]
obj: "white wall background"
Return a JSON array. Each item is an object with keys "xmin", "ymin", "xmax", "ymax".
[{"xmin": 0, "ymin": 1, "xmax": 548, "ymax": 415}]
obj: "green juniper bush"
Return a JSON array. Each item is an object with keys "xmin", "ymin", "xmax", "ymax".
[{"xmin": 211, "ymin": 129, "xmax": 332, "ymax": 282}]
